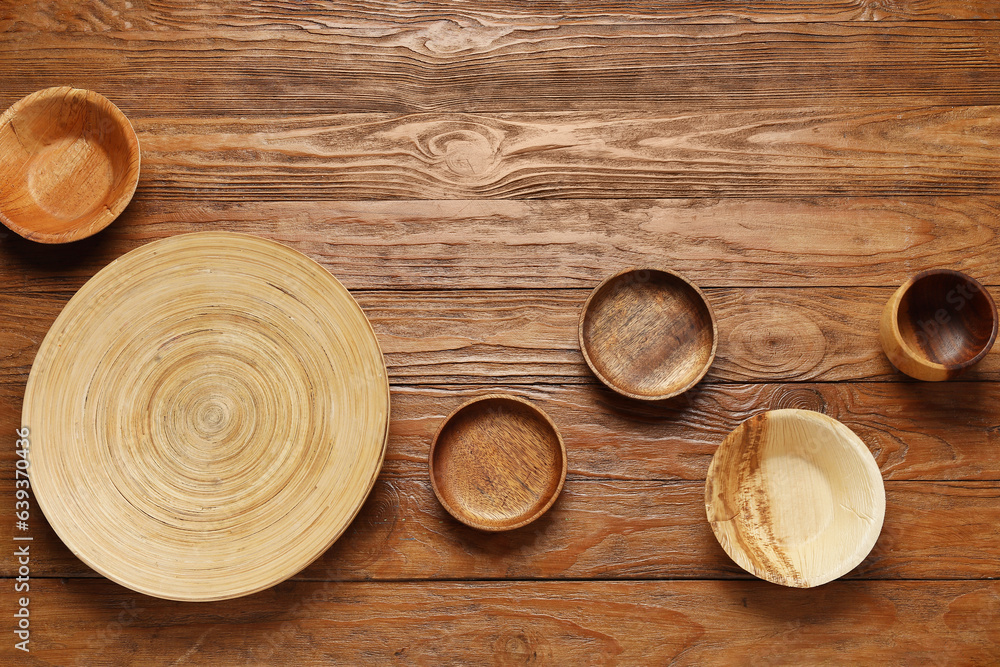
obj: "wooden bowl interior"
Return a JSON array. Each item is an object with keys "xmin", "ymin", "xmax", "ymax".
[
  {"xmin": 581, "ymin": 269, "xmax": 715, "ymax": 399},
  {"xmin": 430, "ymin": 396, "xmax": 566, "ymax": 531},
  {"xmin": 0, "ymin": 87, "xmax": 139, "ymax": 242},
  {"xmin": 895, "ymin": 271, "xmax": 998, "ymax": 367},
  {"xmin": 705, "ymin": 409, "xmax": 885, "ymax": 588}
]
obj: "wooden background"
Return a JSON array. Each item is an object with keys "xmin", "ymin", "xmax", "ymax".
[{"xmin": 2, "ymin": 1, "xmax": 999, "ymax": 664}]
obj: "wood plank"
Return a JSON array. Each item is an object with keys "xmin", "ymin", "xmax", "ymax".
[
  {"xmin": 81, "ymin": 107, "xmax": 1000, "ymax": 200},
  {"xmin": 3, "ymin": 24, "xmax": 1000, "ymax": 114},
  {"xmin": 363, "ymin": 286, "xmax": 1000, "ymax": 383},
  {"xmin": 3, "ymin": 287, "xmax": 999, "ymax": 386},
  {"xmin": 3, "ymin": 468, "xmax": 998, "ymax": 581},
  {"xmin": 5, "ymin": 0, "xmax": 1000, "ymax": 32},
  {"xmin": 2, "ymin": 198, "xmax": 998, "ymax": 291},
  {"xmin": 384, "ymin": 383, "xmax": 1000, "ymax": 482},
  {"xmin": 5, "ymin": 378, "xmax": 999, "ymax": 483},
  {"xmin": 4, "ymin": 579, "xmax": 997, "ymax": 665}
]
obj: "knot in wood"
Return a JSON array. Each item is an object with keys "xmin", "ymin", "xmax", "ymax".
[
  {"xmin": 420, "ymin": 21, "xmax": 513, "ymax": 55},
  {"xmin": 771, "ymin": 386, "xmax": 827, "ymax": 413},
  {"xmin": 725, "ymin": 307, "xmax": 824, "ymax": 380},
  {"xmin": 419, "ymin": 122, "xmax": 501, "ymax": 181}
]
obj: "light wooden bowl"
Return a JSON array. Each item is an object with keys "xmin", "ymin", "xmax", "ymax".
[
  {"xmin": 579, "ymin": 268, "xmax": 717, "ymax": 400},
  {"xmin": 0, "ymin": 86, "xmax": 140, "ymax": 243},
  {"xmin": 880, "ymin": 269, "xmax": 998, "ymax": 381},
  {"xmin": 22, "ymin": 232, "xmax": 389, "ymax": 601},
  {"xmin": 429, "ymin": 395, "xmax": 567, "ymax": 531},
  {"xmin": 705, "ymin": 409, "xmax": 885, "ymax": 588}
]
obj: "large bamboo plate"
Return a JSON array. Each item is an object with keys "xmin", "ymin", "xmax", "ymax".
[
  {"xmin": 705, "ymin": 409, "xmax": 885, "ymax": 588},
  {"xmin": 23, "ymin": 232, "xmax": 389, "ymax": 601}
]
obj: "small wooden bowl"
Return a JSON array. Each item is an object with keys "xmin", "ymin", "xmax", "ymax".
[
  {"xmin": 0, "ymin": 86, "xmax": 140, "ymax": 243},
  {"xmin": 579, "ymin": 268, "xmax": 717, "ymax": 400},
  {"xmin": 429, "ymin": 394, "xmax": 567, "ymax": 531},
  {"xmin": 705, "ymin": 409, "xmax": 885, "ymax": 588},
  {"xmin": 880, "ymin": 269, "xmax": 998, "ymax": 381}
]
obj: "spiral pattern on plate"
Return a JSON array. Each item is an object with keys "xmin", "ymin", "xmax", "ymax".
[{"xmin": 23, "ymin": 232, "xmax": 389, "ymax": 601}]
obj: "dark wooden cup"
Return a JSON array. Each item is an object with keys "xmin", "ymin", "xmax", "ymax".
[{"xmin": 880, "ymin": 269, "xmax": 998, "ymax": 381}]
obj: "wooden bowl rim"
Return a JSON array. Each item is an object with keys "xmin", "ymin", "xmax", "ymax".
[
  {"xmin": 578, "ymin": 267, "xmax": 718, "ymax": 401},
  {"xmin": 23, "ymin": 231, "xmax": 390, "ymax": 601},
  {"xmin": 428, "ymin": 393, "xmax": 567, "ymax": 532},
  {"xmin": 705, "ymin": 408, "xmax": 886, "ymax": 588},
  {"xmin": 888, "ymin": 268, "xmax": 998, "ymax": 372},
  {"xmin": 0, "ymin": 86, "xmax": 141, "ymax": 244}
]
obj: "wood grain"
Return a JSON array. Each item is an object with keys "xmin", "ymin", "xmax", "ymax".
[
  {"xmin": 385, "ymin": 383, "xmax": 1000, "ymax": 482},
  {"xmin": 5, "ymin": 470, "xmax": 999, "ymax": 581},
  {"xmin": 3, "ymin": 25, "xmax": 1000, "ymax": 115},
  {"xmin": 4, "ymin": 579, "xmax": 997, "ymax": 665},
  {"xmin": 5, "ymin": 0, "xmax": 1000, "ymax": 32},
  {"xmin": 333, "ymin": 285, "xmax": 1000, "ymax": 383},
  {"xmin": 0, "ymin": 108, "xmax": 995, "ymax": 200},
  {"xmin": 1, "ymin": 198, "xmax": 999, "ymax": 291},
  {"xmin": 7, "ymin": 286, "xmax": 1000, "ymax": 386}
]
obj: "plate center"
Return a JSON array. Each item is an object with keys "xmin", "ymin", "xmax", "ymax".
[
  {"xmin": 756, "ymin": 454, "xmax": 834, "ymax": 547},
  {"xmin": 193, "ymin": 395, "xmax": 234, "ymax": 439}
]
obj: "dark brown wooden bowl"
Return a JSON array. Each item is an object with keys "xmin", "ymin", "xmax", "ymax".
[
  {"xmin": 579, "ymin": 268, "xmax": 717, "ymax": 400},
  {"xmin": 880, "ymin": 269, "xmax": 998, "ymax": 381},
  {"xmin": 428, "ymin": 394, "xmax": 567, "ymax": 531},
  {"xmin": 0, "ymin": 86, "xmax": 140, "ymax": 244}
]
